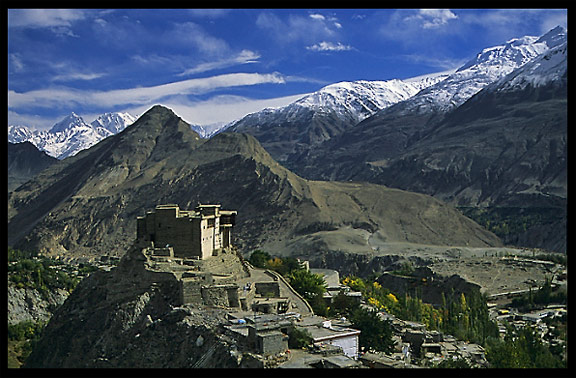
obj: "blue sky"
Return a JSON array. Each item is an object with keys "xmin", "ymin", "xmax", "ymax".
[{"xmin": 7, "ymin": 8, "xmax": 568, "ymax": 130}]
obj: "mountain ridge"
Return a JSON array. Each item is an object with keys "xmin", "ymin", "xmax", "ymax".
[
  {"xmin": 8, "ymin": 111, "xmax": 137, "ymax": 159},
  {"xmin": 8, "ymin": 104, "xmax": 501, "ymax": 260}
]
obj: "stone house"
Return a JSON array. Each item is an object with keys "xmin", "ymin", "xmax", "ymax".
[
  {"xmin": 137, "ymin": 204, "xmax": 236, "ymax": 259},
  {"xmin": 296, "ymin": 316, "xmax": 361, "ymax": 359}
]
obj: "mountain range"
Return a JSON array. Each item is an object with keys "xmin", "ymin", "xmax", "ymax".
[
  {"xmin": 8, "ymin": 112, "xmax": 136, "ymax": 159},
  {"xmin": 8, "ymin": 105, "xmax": 501, "ymax": 261},
  {"xmin": 226, "ymin": 26, "xmax": 568, "ymax": 252},
  {"xmin": 222, "ymin": 73, "xmax": 450, "ymax": 162},
  {"xmin": 7, "ymin": 141, "xmax": 58, "ymax": 192},
  {"xmin": 7, "ymin": 26, "xmax": 567, "ymax": 253}
]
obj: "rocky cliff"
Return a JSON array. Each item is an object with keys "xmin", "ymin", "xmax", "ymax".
[
  {"xmin": 8, "ymin": 286, "xmax": 69, "ymax": 325},
  {"xmin": 24, "ymin": 243, "xmax": 241, "ymax": 368}
]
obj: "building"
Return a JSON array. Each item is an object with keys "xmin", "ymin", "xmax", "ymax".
[
  {"xmin": 296, "ymin": 316, "xmax": 361, "ymax": 359},
  {"xmin": 137, "ymin": 204, "xmax": 236, "ymax": 259},
  {"xmin": 309, "ymin": 268, "xmax": 362, "ymax": 305}
]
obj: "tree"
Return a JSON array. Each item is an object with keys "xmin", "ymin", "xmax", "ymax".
[
  {"xmin": 485, "ymin": 325, "xmax": 565, "ymax": 368},
  {"xmin": 289, "ymin": 327, "xmax": 313, "ymax": 349},
  {"xmin": 349, "ymin": 307, "xmax": 395, "ymax": 353},
  {"xmin": 328, "ymin": 290, "xmax": 360, "ymax": 317},
  {"xmin": 287, "ymin": 269, "xmax": 327, "ymax": 314},
  {"xmin": 248, "ymin": 250, "xmax": 271, "ymax": 268}
]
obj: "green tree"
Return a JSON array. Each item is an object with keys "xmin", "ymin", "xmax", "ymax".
[
  {"xmin": 485, "ymin": 325, "xmax": 565, "ymax": 368},
  {"xmin": 289, "ymin": 327, "xmax": 313, "ymax": 349},
  {"xmin": 349, "ymin": 307, "xmax": 395, "ymax": 353},
  {"xmin": 287, "ymin": 269, "xmax": 327, "ymax": 314},
  {"xmin": 328, "ymin": 290, "xmax": 360, "ymax": 318},
  {"xmin": 248, "ymin": 250, "xmax": 272, "ymax": 268}
]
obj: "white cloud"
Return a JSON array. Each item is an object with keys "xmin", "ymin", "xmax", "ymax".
[
  {"xmin": 8, "ymin": 9, "xmax": 86, "ymax": 36},
  {"xmin": 405, "ymin": 9, "xmax": 458, "ymax": 29},
  {"xmin": 178, "ymin": 50, "xmax": 260, "ymax": 76},
  {"xmin": 8, "ymin": 72, "xmax": 287, "ymax": 110},
  {"xmin": 153, "ymin": 93, "xmax": 307, "ymax": 126},
  {"xmin": 256, "ymin": 11, "xmax": 340, "ymax": 45},
  {"xmin": 398, "ymin": 54, "xmax": 466, "ymax": 70},
  {"xmin": 8, "ymin": 9, "xmax": 86, "ymax": 28},
  {"xmin": 306, "ymin": 41, "xmax": 353, "ymax": 52},
  {"xmin": 51, "ymin": 71, "xmax": 107, "ymax": 82},
  {"xmin": 9, "ymin": 54, "xmax": 25, "ymax": 72}
]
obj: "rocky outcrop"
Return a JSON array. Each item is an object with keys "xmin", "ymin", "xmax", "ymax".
[
  {"xmin": 24, "ymin": 243, "xmax": 241, "ymax": 368},
  {"xmin": 7, "ymin": 286, "xmax": 69, "ymax": 325}
]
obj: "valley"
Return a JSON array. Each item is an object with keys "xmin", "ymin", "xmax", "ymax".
[{"xmin": 7, "ymin": 22, "xmax": 567, "ymax": 370}]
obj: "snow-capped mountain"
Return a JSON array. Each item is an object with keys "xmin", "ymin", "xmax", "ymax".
[
  {"xmin": 215, "ymin": 73, "xmax": 449, "ymax": 163},
  {"xmin": 190, "ymin": 122, "xmax": 227, "ymax": 139},
  {"xmin": 50, "ymin": 112, "xmax": 90, "ymax": 133},
  {"xmin": 225, "ymin": 73, "xmax": 449, "ymax": 134},
  {"xmin": 91, "ymin": 112, "xmax": 137, "ymax": 134},
  {"xmin": 291, "ymin": 79, "xmax": 432, "ymax": 123},
  {"xmin": 489, "ymin": 39, "xmax": 567, "ymax": 93},
  {"xmin": 390, "ymin": 26, "xmax": 566, "ymax": 115},
  {"xmin": 7, "ymin": 125, "xmax": 36, "ymax": 144},
  {"xmin": 8, "ymin": 111, "xmax": 136, "ymax": 160}
]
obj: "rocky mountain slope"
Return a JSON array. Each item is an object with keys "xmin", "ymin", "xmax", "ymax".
[
  {"xmin": 8, "ymin": 285, "xmax": 69, "ymax": 325},
  {"xmin": 8, "ymin": 112, "xmax": 136, "ymax": 159},
  {"xmin": 8, "ymin": 105, "xmax": 501, "ymax": 261},
  {"xmin": 291, "ymin": 27, "xmax": 566, "ymax": 181},
  {"xmin": 8, "ymin": 141, "xmax": 58, "ymax": 192},
  {"xmin": 23, "ymin": 243, "xmax": 240, "ymax": 368},
  {"xmin": 283, "ymin": 27, "xmax": 567, "ymax": 252},
  {"xmin": 364, "ymin": 41, "xmax": 567, "ymax": 252}
]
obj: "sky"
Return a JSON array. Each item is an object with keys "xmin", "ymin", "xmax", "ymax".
[{"xmin": 7, "ymin": 8, "xmax": 568, "ymax": 130}]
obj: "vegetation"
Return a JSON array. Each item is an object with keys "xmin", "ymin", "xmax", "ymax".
[
  {"xmin": 287, "ymin": 269, "xmax": 328, "ymax": 315},
  {"xmin": 248, "ymin": 251, "xmax": 564, "ymax": 367},
  {"xmin": 7, "ymin": 248, "xmax": 101, "ymax": 299},
  {"xmin": 248, "ymin": 250, "xmax": 302, "ymax": 276},
  {"xmin": 248, "ymin": 250, "xmax": 327, "ymax": 314},
  {"xmin": 288, "ymin": 327, "xmax": 313, "ymax": 349},
  {"xmin": 485, "ymin": 325, "xmax": 565, "ymax": 368},
  {"xmin": 341, "ymin": 276, "xmax": 499, "ymax": 345},
  {"xmin": 458, "ymin": 206, "xmax": 564, "ymax": 240},
  {"xmin": 348, "ymin": 307, "xmax": 395, "ymax": 353},
  {"xmin": 8, "ymin": 255, "xmax": 80, "ymax": 297},
  {"xmin": 8, "ymin": 247, "xmax": 39, "ymax": 261},
  {"xmin": 7, "ymin": 320, "xmax": 46, "ymax": 368},
  {"xmin": 7, "ymin": 248, "xmax": 100, "ymax": 367},
  {"xmin": 510, "ymin": 277, "xmax": 566, "ymax": 311}
]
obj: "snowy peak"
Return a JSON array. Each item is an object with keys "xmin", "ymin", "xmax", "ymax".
[
  {"xmin": 49, "ymin": 112, "xmax": 90, "ymax": 133},
  {"xmin": 8, "ymin": 125, "xmax": 37, "ymax": 144},
  {"xmin": 228, "ymin": 74, "xmax": 448, "ymax": 132},
  {"xmin": 91, "ymin": 112, "xmax": 136, "ymax": 134},
  {"xmin": 536, "ymin": 25, "xmax": 567, "ymax": 49},
  {"xmin": 294, "ymin": 80, "xmax": 420, "ymax": 121},
  {"xmin": 8, "ymin": 111, "xmax": 137, "ymax": 159},
  {"xmin": 491, "ymin": 40, "xmax": 567, "ymax": 93},
  {"xmin": 392, "ymin": 26, "xmax": 567, "ymax": 114},
  {"xmin": 457, "ymin": 35, "xmax": 543, "ymax": 73}
]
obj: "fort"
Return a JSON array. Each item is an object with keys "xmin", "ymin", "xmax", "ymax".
[
  {"xmin": 133, "ymin": 204, "xmax": 312, "ymax": 317},
  {"xmin": 136, "ymin": 203, "xmax": 237, "ymax": 259}
]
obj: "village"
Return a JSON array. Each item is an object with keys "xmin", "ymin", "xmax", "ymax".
[{"xmin": 10, "ymin": 203, "xmax": 566, "ymax": 368}]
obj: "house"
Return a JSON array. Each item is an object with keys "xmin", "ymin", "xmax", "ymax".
[
  {"xmin": 309, "ymin": 268, "xmax": 363, "ymax": 305},
  {"xmin": 296, "ymin": 316, "xmax": 361, "ymax": 359}
]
